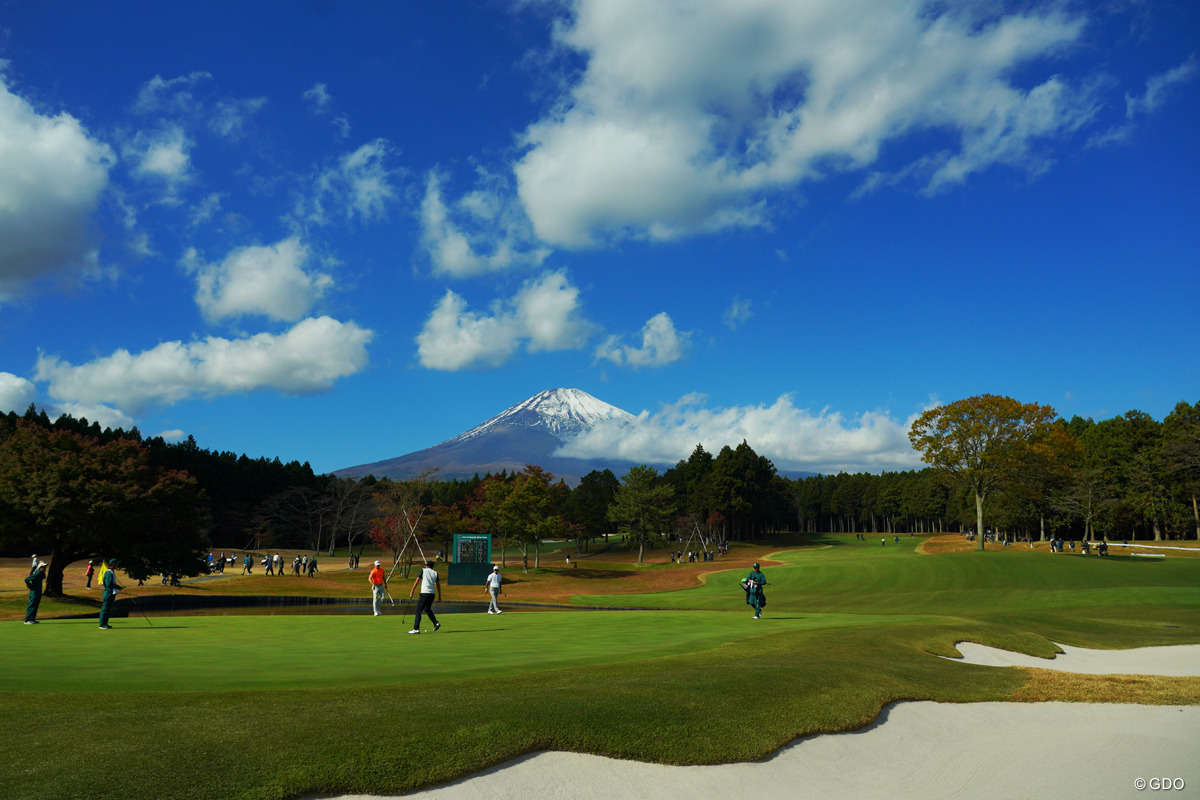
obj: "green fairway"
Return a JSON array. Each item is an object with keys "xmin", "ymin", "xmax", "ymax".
[
  {"xmin": 579, "ymin": 536, "xmax": 1200, "ymax": 620},
  {"xmin": 3, "ymin": 538, "xmax": 1198, "ymax": 800}
]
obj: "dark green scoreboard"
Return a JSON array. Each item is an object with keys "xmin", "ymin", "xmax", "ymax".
[{"xmin": 448, "ymin": 533, "xmax": 492, "ymax": 585}]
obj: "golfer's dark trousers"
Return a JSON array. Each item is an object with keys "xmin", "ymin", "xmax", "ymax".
[{"xmin": 413, "ymin": 593, "xmax": 438, "ymax": 629}]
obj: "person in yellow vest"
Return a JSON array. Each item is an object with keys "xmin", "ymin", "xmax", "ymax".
[
  {"xmin": 369, "ymin": 560, "xmax": 386, "ymax": 616},
  {"xmin": 99, "ymin": 559, "xmax": 123, "ymax": 630}
]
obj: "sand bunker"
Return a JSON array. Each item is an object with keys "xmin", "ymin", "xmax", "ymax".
[
  {"xmin": 319, "ymin": 643, "xmax": 1200, "ymax": 800},
  {"xmin": 323, "ymin": 703, "xmax": 1196, "ymax": 800},
  {"xmin": 948, "ymin": 641, "xmax": 1200, "ymax": 676}
]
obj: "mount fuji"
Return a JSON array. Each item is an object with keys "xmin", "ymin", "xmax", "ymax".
[{"xmin": 333, "ymin": 388, "xmax": 645, "ymax": 485}]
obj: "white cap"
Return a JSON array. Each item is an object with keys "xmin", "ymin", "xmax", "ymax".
[
  {"xmin": 493, "ymin": 566, "xmax": 499, "ymax": 571},
  {"xmin": 374, "ymin": 560, "xmax": 381, "ymax": 566},
  {"xmin": 37, "ymin": 561, "xmax": 47, "ymax": 568}
]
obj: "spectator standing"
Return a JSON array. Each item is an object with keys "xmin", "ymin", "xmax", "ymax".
[{"xmin": 85, "ymin": 561, "xmax": 95, "ymax": 588}]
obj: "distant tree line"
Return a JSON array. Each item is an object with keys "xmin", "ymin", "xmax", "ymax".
[{"xmin": 2, "ymin": 397, "xmax": 1195, "ymax": 594}]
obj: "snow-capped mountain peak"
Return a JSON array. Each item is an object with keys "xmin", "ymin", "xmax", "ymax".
[{"xmin": 445, "ymin": 388, "xmax": 634, "ymax": 445}]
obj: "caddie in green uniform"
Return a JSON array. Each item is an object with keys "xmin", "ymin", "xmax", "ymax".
[
  {"xmin": 742, "ymin": 562, "xmax": 768, "ymax": 620},
  {"xmin": 99, "ymin": 560, "xmax": 123, "ymax": 630},
  {"xmin": 24, "ymin": 560, "xmax": 47, "ymax": 624}
]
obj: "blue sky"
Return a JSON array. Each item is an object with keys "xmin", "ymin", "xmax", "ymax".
[{"xmin": 1, "ymin": 0, "xmax": 1196, "ymax": 476}]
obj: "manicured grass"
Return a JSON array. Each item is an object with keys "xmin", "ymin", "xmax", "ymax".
[{"xmin": 2, "ymin": 536, "xmax": 1199, "ymax": 800}]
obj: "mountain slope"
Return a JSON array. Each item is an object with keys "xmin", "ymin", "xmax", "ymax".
[{"xmin": 333, "ymin": 388, "xmax": 640, "ymax": 485}]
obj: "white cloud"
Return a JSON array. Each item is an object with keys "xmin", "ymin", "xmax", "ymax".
[
  {"xmin": 557, "ymin": 394, "xmax": 925, "ymax": 474},
  {"xmin": 133, "ymin": 72, "xmax": 212, "ymax": 116},
  {"xmin": 186, "ymin": 237, "xmax": 333, "ymax": 323},
  {"xmin": 304, "ymin": 82, "xmax": 332, "ymax": 114},
  {"xmin": 0, "ymin": 372, "xmax": 36, "ymax": 412},
  {"xmin": 34, "ymin": 316, "xmax": 372, "ymax": 415},
  {"xmin": 416, "ymin": 271, "xmax": 592, "ymax": 370},
  {"xmin": 1088, "ymin": 56, "xmax": 1197, "ymax": 149},
  {"xmin": 1126, "ymin": 57, "xmax": 1197, "ymax": 119},
  {"xmin": 595, "ymin": 312, "xmax": 688, "ymax": 368},
  {"xmin": 134, "ymin": 71, "xmax": 263, "ymax": 139},
  {"xmin": 514, "ymin": 0, "xmax": 1093, "ymax": 247},
  {"xmin": 188, "ymin": 192, "xmax": 223, "ymax": 229},
  {"xmin": 723, "ymin": 296, "xmax": 753, "ymax": 330},
  {"xmin": 419, "ymin": 171, "xmax": 550, "ymax": 277},
  {"xmin": 0, "ymin": 71, "xmax": 113, "ymax": 300},
  {"xmin": 48, "ymin": 401, "xmax": 136, "ymax": 432},
  {"xmin": 209, "ymin": 96, "xmax": 266, "ymax": 138},
  {"xmin": 124, "ymin": 124, "xmax": 193, "ymax": 188},
  {"xmin": 300, "ymin": 139, "xmax": 398, "ymax": 225},
  {"xmin": 158, "ymin": 429, "xmax": 187, "ymax": 442}
]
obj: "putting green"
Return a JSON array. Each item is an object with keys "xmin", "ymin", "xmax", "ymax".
[{"xmin": 0, "ymin": 609, "xmax": 941, "ymax": 693}]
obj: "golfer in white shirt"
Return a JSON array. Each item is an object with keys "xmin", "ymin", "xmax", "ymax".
[{"xmin": 484, "ymin": 566, "xmax": 503, "ymax": 614}]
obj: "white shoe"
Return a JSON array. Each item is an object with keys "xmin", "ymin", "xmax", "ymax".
[
  {"xmin": 408, "ymin": 629, "xmax": 420, "ymax": 634},
  {"xmin": 496, "ymin": 609, "xmax": 503, "ymax": 614},
  {"xmin": 488, "ymin": 610, "xmax": 494, "ymax": 614}
]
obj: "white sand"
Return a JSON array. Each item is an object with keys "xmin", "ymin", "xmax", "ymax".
[
  {"xmin": 322, "ymin": 644, "xmax": 1200, "ymax": 800},
  {"xmin": 948, "ymin": 641, "xmax": 1200, "ymax": 676}
]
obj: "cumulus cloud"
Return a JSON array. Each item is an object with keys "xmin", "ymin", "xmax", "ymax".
[
  {"xmin": 419, "ymin": 171, "xmax": 550, "ymax": 277},
  {"xmin": 34, "ymin": 316, "xmax": 372, "ymax": 415},
  {"xmin": 0, "ymin": 71, "xmax": 113, "ymax": 300},
  {"xmin": 514, "ymin": 0, "xmax": 1095, "ymax": 247},
  {"xmin": 123, "ymin": 124, "xmax": 193, "ymax": 188},
  {"xmin": 48, "ymin": 401, "xmax": 136, "ymax": 432},
  {"xmin": 595, "ymin": 312, "xmax": 688, "ymax": 368},
  {"xmin": 0, "ymin": 372, "xmax": 36, "ymax": 412},
  {"xmin": 416, "ymin": 270, "xmax": 592, "ymax": 370},
  {"xmin": 557, "ymin": 394, "xmax": 925, "ymax": 474},
  {"xmin": 299, "ymin": 139, "xmax": 398, "ymax": 225},
  {"xmin": 185, "ymin": 237, "xmax": 332, "ymax": 323}
]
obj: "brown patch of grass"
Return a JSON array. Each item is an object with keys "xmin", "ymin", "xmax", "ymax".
[
  {"xmin": 1010, "ymin": 668, "xmax": 1200, "ymax": 705},
  {"xmin": 917, "ymin": 535, "xmax": 977, "ymax": 554}
]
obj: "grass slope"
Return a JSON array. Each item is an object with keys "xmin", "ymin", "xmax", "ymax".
[{"xmin": 2, "ymin": 535, "xmax": 1199, "ymax": 800}]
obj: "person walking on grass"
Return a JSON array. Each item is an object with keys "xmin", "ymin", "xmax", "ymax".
[
  {"xmin": 742, "ymin": 562, "xmax": 768, "ymax": 620},
  {"xmin": 484, "ymin": 565, "xmax": 503, "ymax": 614},
  {"xmin": 99, "ymin": 560, "xmax": 123, "ymax": 629},
  {"xmin": 369, "ymin": 560, "xmax": 386, "ymax": 616},
  {"xmin": 408, "ymin": 560, "xmax": 441, "ymax": 634},
  {"xmin": 24, "ymin": 561, "xmax": 47, "ymax": 624}
]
